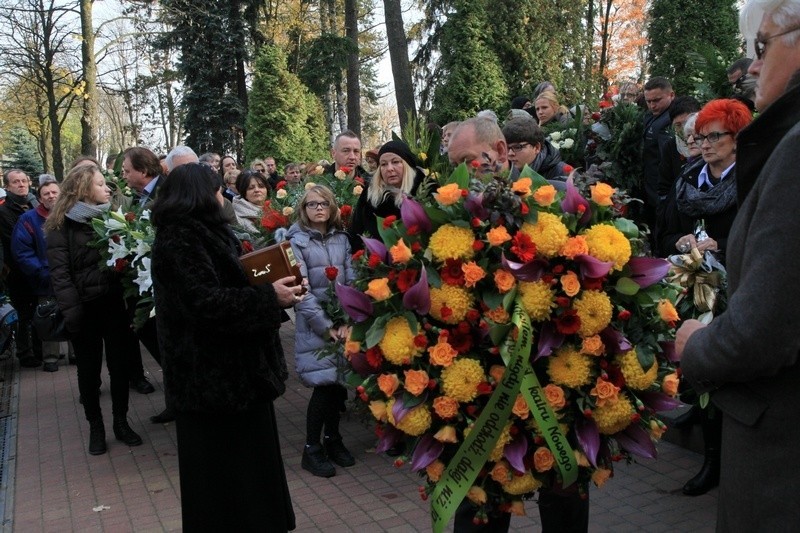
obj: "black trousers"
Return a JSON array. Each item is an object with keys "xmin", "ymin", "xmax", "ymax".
[
  {"xmin": 306, "ymin": 384, "xmax": 346, "ymax": 445},
  {"xmin": 70, "ymin": 294, "xmax": 133, "ymax": 421},
  {"xmin": 8, "ymin": 277, "xmax": 41, "ymax": 360}
]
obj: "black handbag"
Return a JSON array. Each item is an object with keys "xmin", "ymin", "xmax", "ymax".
[{"xmin": 33, "ymin": 299, "xmax": 68, "ymax": 342}]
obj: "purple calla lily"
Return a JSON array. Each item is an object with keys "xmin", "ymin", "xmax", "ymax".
[
  {"xmin": 504, "ymin": 432, "xmax": 528, "ymax": 473},
  {"xmin": 575, "ymin": 416, "xmax": 600, "ymax": 467},
  {"xmin": 401, "ymin": 196, "xmax": 432, "ymax": 233},
  {"xmin": 501, "ymin": 253, "xmax": 548, "ymax": 281},
  {"xmin": 403, "ymin": 267, "xmax": 431, "ymax": 315},
  {"xmin": 561, "ymin": 176, "xmax": 592, "ymax": 224},
  {"xmin": 349, "ymin": 351, "xmax": 380, "ymax": 377},
  {"xmin": 628, "ymin": 257, "xmax": 670, "ymax": 288},
  {"xmin": 660, "ymin": 340, "xmax": 679, "ymax": 363},
  {"xmin": 391, "ymin": 394, "xmax": 411, "ymax": 424},
  {"xmin": 335, "ymin": 283, "xmax": 374, "ymax": 323},
  {"xmin": 361, "ymin": 237, "xmax": 388, "ymax": 262},
  {"xmin": 376, "ymin": 425, "xmax": 404, "ymax": 454},
  {"xmin": 638, "ymin": 391, "xmax": 684, "ymax": 412},
  {"xmin": 537, "ymin": 321, "xmax": 565, "ymax": 359},
  {"xmin": 464, "ymin": 192, "xmax": 489, "ymax": 220},
  {"xmin": 600, "ymin": 327, "xmax": 632, "ymax": 354},
  {"xmin": 410, "ymin": 434, "xmax": 444, "ymax": 472},
  {"xmin": 574, "ymin": 254, "xmax": 613, "ymax": 278},
  {"xmin": 615, "ymin": 424, "xmax": 657, "ymax": 459}
]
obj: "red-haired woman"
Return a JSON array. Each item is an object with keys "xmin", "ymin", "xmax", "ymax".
[{"xmin": 660, "ymin": 98, "xmax": 752, "ymax": 497}]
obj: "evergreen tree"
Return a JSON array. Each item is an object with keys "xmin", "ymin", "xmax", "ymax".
[
  {"xmin": 647, "ymin": 0, "xmax": 740, "ymax": 96},
  {"xmin": 2, "ymin": 127, "xmax": 44, "ymax": 177},
  {"xmin": 428, "ymin": 0, "xmax": 508, "ymax": 124},
  {"xmin": 243, "ymin": 45, "xmax": 328, "ymax": 165}
]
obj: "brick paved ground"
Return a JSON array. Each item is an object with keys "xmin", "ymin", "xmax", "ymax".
[{"xmin": 5, "ymin": 323, "xmax": 718, "ymax": 532}]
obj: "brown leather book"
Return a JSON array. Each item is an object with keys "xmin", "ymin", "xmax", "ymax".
[{"xmin": 240, "ymin": 241, "xmax": 303, "ymax": 288}]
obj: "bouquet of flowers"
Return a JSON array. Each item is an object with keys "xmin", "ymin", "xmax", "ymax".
[
  {"xmin": 591, "ymin": 103, "xmax": 644, "ymax": 193},
  {"xmin": 91, "ymin": 207, "xmax": 154, "ymax": 329},
  {"xmin": 335, "ymin": 164, "xmax": 681, "ymax": 530},
  {"xmin": 666, "ymin": 248, "xmax": 727, "ymax": 324}
]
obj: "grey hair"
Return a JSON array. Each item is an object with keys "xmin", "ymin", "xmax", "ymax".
[
  {"xmin": 165, "ymin": 146, "xmax": 199, "ymax": 172},
  {"xmin": 476, "ymin": 109, "xmax": 498, "ymax": 123},
  {"xmin": 741, "ymin": 0, "xmax": 800, "ymax": 42},
  {"xmin": 453, "ymin": 116, "xmax": 505, "ymax": 147},
  {"xmin": 683, "ymin": 113, "xmax": 699, "ymax": 138},
  {"xmin": 198, "ymin": 152, "xmax": 219, "ymax": 163},
  {"xmin": 38, "ymin": 174, "xmax": 57, "ymax": 187}
]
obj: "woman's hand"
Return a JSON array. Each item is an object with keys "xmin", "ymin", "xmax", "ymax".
[
  {"xmin": 676, "ymin": 319, "xmax": 706, "ymax": 358},
  {"xmin": 696, "ymin": 237, "xmax": 718, "ymax": 253},
  {"xmin": 273, "ymin": 276, "xmax": 306, "ymax": 308},
  {"xmin": 328, "ymin": 325, "xmax": 351, "ymax": 341},
  {"xmin": 675, "ymin": 234, "xmax": 698, "ymax": 253}
]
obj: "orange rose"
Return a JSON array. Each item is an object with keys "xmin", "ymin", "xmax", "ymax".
[
  {"xmin": 533, "ymin": 184, "xmax": 557, "ymax": 206},
  {"xmin": 344, "ymin": 339, "xmax": 361, "ymax": 356},
  {"xmin": 658, "ymin": 299, "xmax": 680, "ymax": 325},
  {"xmin": 489, "ymin": 364, "xmax": 505, "ymax": 383},
  {"xmin": 428, "ymin": 340, "xmax": 458, "ymax": 367},
  {"xmin": 432, "ymin": 396, "xmax": 459, "ymax": 419},
  {"xmin": 434, "ymin": 425, "xmax": 458, "ymax": 443},
  {"xmin": 512, "ymin": 394, "xmax": 530, "ymax": 419},
  {"xmin": 434, "ymin": 183, "xmax": 462, "ymax": 206},
  {"xmin": 559, "ymin": 236, "xmax": 589, "ymax": 259},
  {"xmin": 590, "ymin": 377, "xmax": 620, "ymax": 407},
  {"xmin": 533, "ymin": 447, "xmax": 555, "ymax": 472},
  {"xmin": 581, "ymin": 335, "xmax": 605, "ymax": 356},
  {"xmin": 404, "ymin": 369, "xmax": 429, "ymax": 396},
  {"xmin": 508, "ymin": 500, "xmax": 526, "ymax": 516},
  {"xmin": 485, "ymin": 306, "xmax": 510, "ymax": 324},
  {"xmin": 426, "ymin": 460, "xmax": 445, "ymax": 482},
  {"xmin": 390, "ymin": 239, "xmax": 412, "ymax": 264},
  {"xmin": 661, "ymin": 372, "xmax": 680, "ymax": 397},
  {"xmin": 365, "ymin": 278, "xmax": 392, "ymax": 301},
  {"xmin": 560, "ymin": 271, "xmax": 581, "ymax": 297},
  {"xmin": 467, "ymin": 485, "xmax": 487, "ymax": 504},
  {"xmin": 490, "ymin": 459, "xmax": 512, "ymax": 484},
  {"xmin": 368, "ymin": 400, "xmax": 387, "ymax": 421},
  {"xmin": 462, "ymin": 262, "xmax": 487, "ymax": 288},
  {"xmin": 377, "ymin": 373, "xmax": 400, "ymax": 397},
  {"xmin": 591, "ymin": 467, "xmax": 612, "ymax": 488},
  {"xmin": 511, "ymin": 177, "xmax": 532, "ymax": 196},
  {"xmin": 487, "ymin": 226, "xmax": 512, "ymax": 247},
  {"xmin": 494, "ymin": 269, "xmax": 516, "ymax": 293},
  {"xmin": 590, "ymin": 182, "xmax": 616, "ymax": 206},
  {"xmin": 543, "ymin": 384, "xmax": 566, "ymax": 410}
]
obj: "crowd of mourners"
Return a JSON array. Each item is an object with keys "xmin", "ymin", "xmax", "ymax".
[{"xmin": 1, "ymin": 0, "xmax": 800, "ymax": 529}]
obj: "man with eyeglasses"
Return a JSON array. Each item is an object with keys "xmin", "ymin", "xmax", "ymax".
[
  {"xmin": 447, "ymin": 116, "xmax": 510, "ymax": 178},
  {"xmin": 677, "ymin": 0, "xmax": 800, "ymax": 529},
  {"xmin": 726, "ymin": 58, "xmax": 757, "ymax": 109},
  {"xmin": 501, "ymin": 116, "xmax": 569, "ymax": 181}
]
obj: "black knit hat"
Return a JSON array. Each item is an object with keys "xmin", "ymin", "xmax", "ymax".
[{"xmin": 378, "ymin": 139, "xmax": 418, "ymax": 169}]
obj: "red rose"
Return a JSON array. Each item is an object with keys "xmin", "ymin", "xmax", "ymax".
[
  {"xmin": 591, "ymin": 112, "xmax": 602, "ymax": 121},
  {"xmin": 275, "ymin": 180, "xmax": 287, "ymax": 190},
  {"xmin": 563, "ymin": 164, "xmax": 574, "ymax": 174},
  {"xmin": 466, "ymin": 309, "xmax": 480, "ymax": 322},
  {"xmin": 396, "ymin": 269, "xmax": 418, "ymax": 292},
  {"xmin": 461, "ymin": 189, "xmax": 469, "ymax": 197},
  {"xmin": 477, "ymin": 382, "xmax": 493, "ymax": 395},
  {"xmin": 470, "ymin": 159, "xmax": 480, "ymax": 169},
  {"xmin": 340, "ymin": 205, "xmax": 352, "ymax": 217},
  {"xmin": 325, "ymin": 266, "xmax": 339, "ymax": 281},
  {"xmin": 340, "ymin": 166, "xmax": 352, "ymax": 174},
  {"xmin": 114, "ymin": 258, "xmax": 129, "ymax": 272},
  {"xmin": 124, "ymin": 211, "xmax": 135, "ymax": 222},
  {"xmin": 111, "ymin": 235, "xmax": 121, "ymax": 244},
  {"xmin": 241, "ymin": 240, "xmax": 254, "ymax": 254},
  {"xmin": 413, "ymin": 334, "xmax": 428, "ymax": 348},
  {"xmin": 411, "ymin": 242, "xmax": 422, "ymax": 253},
  {"xmin": 582, "ymin": 276, "xmax": 606, "ymax": 290},
  {"xmin": 382, "ymin": 215, "xmax": 397, "ymax": 228},
  {"xmin": 440, "ymin": 259, "xmax": 465, "ymax": 286},
  {"xmin": 448, "ymin": 329, "xmax": 473, "ymax": 354},
  {"xmin": 354, "ymin": 177, "xmax": 365, "ymax": 185},
  {"xmin": 472, "ymin": 240, "xmax": 484, "ymax": 251},
  {"xmin": 618, "ymin": 309, "xmax": 632, "ymax": 321},
  {"xmin": 555, "ymin": 296, "xmax": 570, "ymax": 308},
  {"xmin": 407, "ymin": 225, "xmax": 420, "ymax": 236},
  {"xmin": 471, "ymin": 217, "xmax": 481, "ymax": 227}
]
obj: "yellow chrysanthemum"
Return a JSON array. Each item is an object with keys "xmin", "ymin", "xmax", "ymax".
[
  {"xmin": 573, "ymin": 290, "xmax": 613, "ymax": 337},
  {"xmin": 489, "ymin": 423, "xmax": 513, "ymax": 462},
  {"xmin": 547, "ymin": 346, "xmax": 594, "ymax": 388},
  {"xmin": 615, "ymin": 349, "xmax": 658, "ymax": 390},
  {"xmin": 429, "ymin": 224, "xmax": 476, "ymax": 262},
  {"xmin": 583, "ymin": 224, "xmax": 631, "ymax": 271},
  {"xmin": 518, "ymin": 280, "xmax": 556, "ymax": 321},
  {"xmin": 593, "ymin": 393, "xmax": 634, "ymax": 434},
  {"xmin": 521, "ymin": 213, "xmax": 569, "ymax": 258},
  {"xmin": 386, "ymin": 397, "xmax": 432, "ymax": 436},
  {"xmin": 441, "ymin": 358, "xmax": 485, "ymax": 402},
  {"xmin": 503, "ymin": 471, "xmax": 542, "ymax": 495},
  {"xmin": 378, "ymin": 316, "xmax": 422, "ymax": 365},
  {"xmin": 429, "ymin": 284, "xmax": 473, "ymax": 324}
]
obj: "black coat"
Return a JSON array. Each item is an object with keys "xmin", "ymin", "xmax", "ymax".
[
  {"xmin": 642, "ymin": 107, "xmax": 674, "ymax": 209},
  {"xmin": 151, "ymin": 215, "xmax": 288, "ymax": 413}
]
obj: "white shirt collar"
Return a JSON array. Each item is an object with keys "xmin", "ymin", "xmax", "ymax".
[{"xmin": 697, "ymin": 162, "xmax": 735, "ymax": 189}]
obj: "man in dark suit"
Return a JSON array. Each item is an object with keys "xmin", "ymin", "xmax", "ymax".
[{"xmin": 677, "ymin": 1, "xmax": 800, "ymax": 529}]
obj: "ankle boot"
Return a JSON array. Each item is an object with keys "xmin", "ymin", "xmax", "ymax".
[
  {"xmin": 113, "ymin": 417, "xmax": 143, "ymax": 447},
  {"xmin": 301, "ymin": 444, "xmax": 336, "ymax": 477},
  {"xmin": 683, "ymin": 406, "xmax": 721, "ymax": 496},
  {"xmin": 88, "ymin": 418, "xmax": 107, "ymax": 455},
  {"xmin": 324, "ymin": 436, "xmax": 355, "ymax": 467}
]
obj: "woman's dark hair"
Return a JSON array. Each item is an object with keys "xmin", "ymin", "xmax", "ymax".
[
  {"xmin": 219, "ymin": 155, "xmax": 238, "ymax": 177},
  {"xmin": 235, "ymin": 170, "xmax": 271, "ymax": 202},
  {"xmin": 151, "ymin": 163, "xmax": 228, "ymax": 228}
]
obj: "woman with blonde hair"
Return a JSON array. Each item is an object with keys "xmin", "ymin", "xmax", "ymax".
[
  {"xmin": 534, "ymin": 90, "xmax": 570, "ymax": 127},
  {"xmin": 350, "ymin": 139, "xmax": 423, "ymax": 248},
  {"xmin": 45, "ymin": 164, "xmax": 143, "ymax": 455}
]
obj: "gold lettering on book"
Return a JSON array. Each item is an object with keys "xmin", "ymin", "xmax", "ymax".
[{"xmin": 252, "ymin": 264, "xmax": 272, "ymax": 277}]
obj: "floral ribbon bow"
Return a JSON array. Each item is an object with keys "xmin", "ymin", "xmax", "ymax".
[{"xmin": 666, "ymin": 248, "xmax": 725, "ymax": 314}]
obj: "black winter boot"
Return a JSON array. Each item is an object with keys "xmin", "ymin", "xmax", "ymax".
[
  {"xmin": 683, "ymin": 406, "xmax": 721, "ymax": 496},
  {"xmin": 113, "ymin": 417, "xmax": 143, "ymax": 447},
  {"xmin": 88, "ymin": 418, "xmax": 107, "ymax": 455},
  {"xmin": 324, "ymin": 436, "xmax": 355, "ymax": 467},
  {"xmin": 302, "ymin": 444, "xmax": 336, "ymax": 477}
]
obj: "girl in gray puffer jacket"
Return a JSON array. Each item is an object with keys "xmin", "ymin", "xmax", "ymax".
[{"xmin": 286, "ymin": 185, "xmax": 356, "ymax": 478}]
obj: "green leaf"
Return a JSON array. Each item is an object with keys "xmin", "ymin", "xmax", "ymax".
[
  {"xmin": 402, "ymin": 391, "xmax": 427, "ymax": 410},
  {"xmin": 425, "ymin": 265, "xmax": 442, "ymax": 288},
  {"xmin": 404, "ymin": 312, "xmax": 419, "ymax": 333},
  {"xmin": 489, "ymin": 323, "xmax": 513, "ymax": 347},
  {"xmin": 636, "ymin": 344, "xmax": 656, "ymax": 371},
  {"xmin": 483, "ymin": 289, "xmax": 504, "ymax": 310},
  {"xmin": 614, "ymin": 218, "xmax": 640, "ymax": 239},
  {"xmin": 376, "ymin": 217, "xmax": 398, "ymax": 248},
  {"xmin": 502, "ymin": 287, "xmax": 518, "ymax": 309},
  {"xmin": 615, "ymin": 277, "xmax": 641, "ymax": 296},
  {"xmin": 448, "ymin": 162, "xmax": 470, "ymax": 189},
  {"xmin": 350, "ymin": 322, "xmax": 369, "ymax": 342},
  {"xmin": 699, "ymin": 392, "xmax": 710, "ymax": 409},
  {"xmin": 423, "ymin": 206, "xmax": 450, "ymax": 225},
  {"xmin": 365, "ymin": 316, "xmax": 389, "ymax": 348}
]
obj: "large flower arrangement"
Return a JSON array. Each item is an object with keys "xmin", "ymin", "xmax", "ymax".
[
  {"xmin": 91, "ymin": 207, "xmax": 155, "ymax": 329},
  {"xmin": 336, "ymin": 165, "xmax": 681, "ymax": 530}
]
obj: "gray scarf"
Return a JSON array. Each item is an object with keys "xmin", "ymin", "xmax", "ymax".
[
  {"xmin": 675, "ymin": 169, "xmax": 737, "ymax": 219},
  {"xmin": 65, "ymin": 201, "xmax": 110, "ymax": 223}
]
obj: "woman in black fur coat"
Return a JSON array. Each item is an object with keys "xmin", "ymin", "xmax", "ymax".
[{"xmin": 150, "ymin": 163, "xmax": 302, "ymax": 532}]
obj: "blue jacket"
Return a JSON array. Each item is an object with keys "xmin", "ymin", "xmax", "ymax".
[
  {"xmin": 11, "ymin": 205, "xmax": 52, "ymax": 295},
  {"xmin": 286, "ymin": 222, "xmax": 355, "ymax": 387}
]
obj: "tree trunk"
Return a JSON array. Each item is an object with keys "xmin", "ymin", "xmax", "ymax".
[
  {"xmin": 599, "ymin": 0, "xmax": 614, "ymax": 92},
  {"xmin": 344, "ymin": 0, "xmax": 360, "ymax": 135},
  {"xmin": 383, "ymin": 0, "xmax": 415, "ymax": 131},
  {"xmin": 79, "ymin": 0, "xmax": 98, "ymax": 156}
]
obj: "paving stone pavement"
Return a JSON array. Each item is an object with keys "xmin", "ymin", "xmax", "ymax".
[{"xmin": 5, "ymin": 322, "xmax": 718, "ymax": 532}]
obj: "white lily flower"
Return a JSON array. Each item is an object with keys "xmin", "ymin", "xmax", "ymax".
[
  {"xmin": 106, "ymin": 239, "xmax": 130, "ymax": 267},
  {"xmin": 133, "ymin": 257, "xmax": 153, "ymax": 295},
  {"xmin": 104, "ymin": 218, "xmax": 126, "ymax": 231},
  {"xmin": 140, "ymin": 209, "xmax": 151, "ymax": 221},
  {"xmin": 133, "ymin": 239, "xmax": 151, "ymax": 263}
]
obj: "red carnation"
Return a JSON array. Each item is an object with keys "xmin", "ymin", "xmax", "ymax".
[
  {"xmin": 582, "ymin": 276, "xmax": 606, "ymax": 290},
  {"xmin": 563, "ymin": 165, "xmax": 574, "ymax": 174},
  {"xmin": 382, "ymin": 215, "xmax": 397, "ymax": 228},
  {"xmin": 520, "ymin": 203, "xmax": 530, "ymax": 215},
  {"xmin": 555, "ymin": 296, "xmax": 571, "ymax": 308},
  {"xmin": 340, "ymin": 166, "xmax": 352, "ymax": 174},
  {"xmin": 440, "ymin": 259, "xmax": 465, "ymax": 286},
  {"xmin": 275, "ymin": 180, "xmax": 287, "ymax": 190},
  {"xmin": 352, "ymin": 249, "xmax": 365, "ymax": 261},
  {"xmin": 413, "ymin": 334, "xmax": 428, "ymax": 348},
  {"xmin": 477, "ymin": 382, "xmax": 493, "ymax": 395},
  {"xmin": 510, "ymin": 232, "xmax": 537, "ymax": 262},
  {"xmin": 466, "ymin": 309, "xmax": 480, "ymax": 322},
  {"xmin": 340, "ymin": 205, "xmax": 352, "ymax": 217},
  {"xmin": 368, "ymin": 254, "xmax": 381, "ymax": 269},
  {"xmin": 472, "ymin": 240, "xmax": 484, "ymax": 251},
  {"xmin": 241, "ymin": 240, "xmax": 254, "ymax": 254},
  {"xmin": 407, "ymin": 225, "xmax": 420, "ymax": 236},
  {"xmin": 354, "ymin": 177, "xmax": 365, "ymax": 185},
  {"xmin": 396, "ymin": 269, "xmax": 418, "ymax": 293},
  {"xmin": 555, "ymin": 310, "xmax": 581, "ymax": 335},
  {"xmin": 325, "ymin": 266, "xmax": 339, "ymax": 281},
  {"xmin": 448, "ymin": 329, "xmax": 473, "ymax": 354},
  {"xmin": 618, "ymin": 309, "xmax": 632, "ymax": 321},
  {"xmin": 411, "ymin": 242, "xmax": 422, "ymax": 253}
]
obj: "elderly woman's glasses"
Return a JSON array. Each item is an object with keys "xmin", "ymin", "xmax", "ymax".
[
  {"xmin": 755, "ymin": 24, "xmax": 800, "ymax": 60},
  {"xmin": 693, "ymin": 131, "xmax": 731, "ymax": 146}
]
